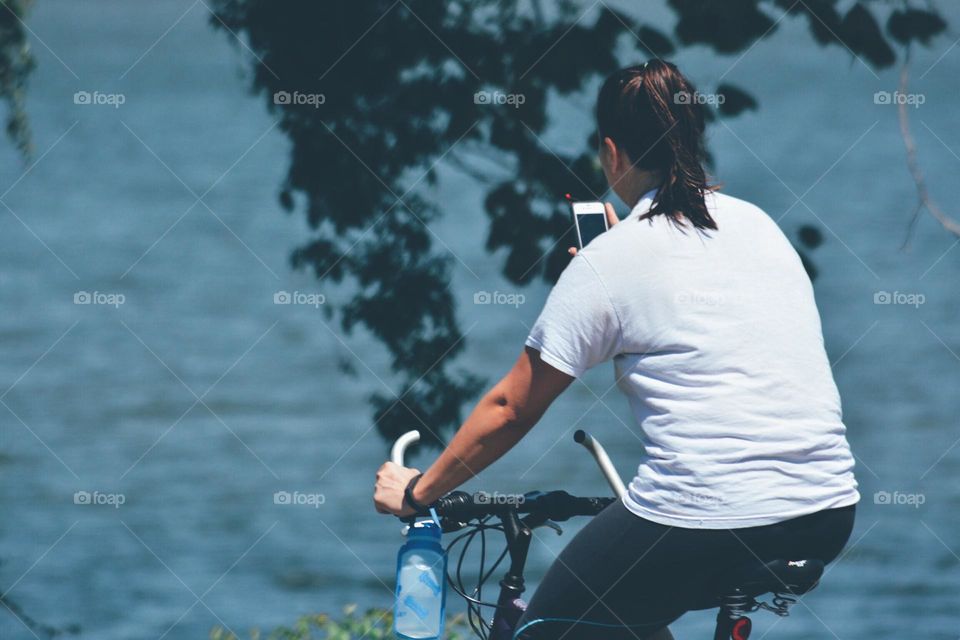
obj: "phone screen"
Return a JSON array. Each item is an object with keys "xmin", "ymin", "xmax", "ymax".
[
  {"xmin": 576, "ymin": 213, "xmax": 607, "ymax": 248},
  {"xmin": 572, "ymin": 202, "xmax": 608, "ymax": 248}
]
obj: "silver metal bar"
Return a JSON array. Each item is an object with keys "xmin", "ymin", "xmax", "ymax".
[
  {"xmin": 574, "ymin": 429, "xmax": 627, "ymax": 498},
  {"xmin": 391, "ymin": 430, "xmax": 420, "ymax": 466}
]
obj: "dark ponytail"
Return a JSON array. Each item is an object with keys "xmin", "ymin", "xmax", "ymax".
[{"xmin": 596, "ymin": 60, "xmax": 717, "ymax": 231}]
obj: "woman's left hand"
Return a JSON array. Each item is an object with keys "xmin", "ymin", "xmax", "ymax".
[{"xmin": 373, "ymin": 462, "xmax": 421, "ymax": 517}]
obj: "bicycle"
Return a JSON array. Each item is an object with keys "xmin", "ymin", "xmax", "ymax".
[{"xmin": 391, "ymin": 429, "xmax": 826, "ymax": 640}]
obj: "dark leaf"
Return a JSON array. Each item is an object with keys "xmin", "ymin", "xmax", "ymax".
[
  {"xmin": 798, "ymin": 224, "xmax": 824, "ymax": 249},
  {"xmin": 840, "ymin": 3, "xmax": 896, "ymax": 68},
  {"xmin": 279, "ymin": 188, "xmax": 294, "ymax": 212},
  {"xmin": 670, "ymin": 0, "xmax": 777, "ymax": 53},
  {"xmin": 336, "ymin": 356, "xmax": 358, "ymax": 376},
  {"xmin": 716, "ymin": 83, "xmax": 758, "ymax": 117},
  {"xmin": 635, "ymin": 24, "xmax": 676, "ymax": 56},
  {"xmin": 803, "ymin": 1, "xmax": 844, "ymax": 46},
  {"xmin": 888, "ymin": 9, "xmax": 947, "ymax": 46}
]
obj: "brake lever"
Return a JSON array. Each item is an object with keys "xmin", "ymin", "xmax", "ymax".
[
  {"xmin": 439, "ymin": 517, "xmax": 470, "ymax": 533},
  {"xmin": 519, "ymin": 512, "xmax": 562, "ymax": 536},
  {"xmin": 540, "ymin": 520, "xmax": 563, "ymax": 535}
]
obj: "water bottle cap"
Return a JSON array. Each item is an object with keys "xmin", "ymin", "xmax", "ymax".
[{"xmin": 407, "ymin": 518, "xmax": 441, "ymax": 540}]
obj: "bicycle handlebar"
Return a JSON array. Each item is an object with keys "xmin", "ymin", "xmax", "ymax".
[
  {"xmin": 390, "ymin": 428, "xmax": 625, "ymax": 528},
  {"xmin": 390, "ymin": 429, "xmax": 625, "ymax": 491},
  {"xmin": 431, "ymin": 489, "xmax": 614, "ymax": 524}
]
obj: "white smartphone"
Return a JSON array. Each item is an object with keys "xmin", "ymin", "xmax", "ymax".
[{"xmin": 571, "ymin": 201, "xmax": 608, "ymax": 249}]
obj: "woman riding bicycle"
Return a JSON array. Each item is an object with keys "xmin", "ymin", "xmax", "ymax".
[{"xmin": 374, "ymin": 60, "xmax": 859, "ymax": 640}]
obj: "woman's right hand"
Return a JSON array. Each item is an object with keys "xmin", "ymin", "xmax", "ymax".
[{"xmin": 568, "ymin": 202, "xmax": 620, "ymax": 256}]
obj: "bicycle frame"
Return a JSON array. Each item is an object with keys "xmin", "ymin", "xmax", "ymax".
[{"xmin": 487, "ymin": 508, "xmax": 532, "ymax": 640}]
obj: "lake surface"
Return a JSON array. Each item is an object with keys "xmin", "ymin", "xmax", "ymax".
[{"xmin": 1, "ymin": 1, "xmax": 958, "ymax": 638}]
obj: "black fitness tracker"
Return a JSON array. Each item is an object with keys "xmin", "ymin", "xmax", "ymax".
[{"xmin": 403, "ymin": 473, "xmax": 431, "ymax": 514}]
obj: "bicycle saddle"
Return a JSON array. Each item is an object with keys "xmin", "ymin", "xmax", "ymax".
[
  {"xmin": 722, "ymin": 558, "xmax": 825, "ymax": 598},
  {"xmin": 692, "ymin": 558, "xmax": 825, "ymax": 611}
]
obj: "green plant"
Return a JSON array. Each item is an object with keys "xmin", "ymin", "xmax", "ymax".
[{"xmin": 210, "ymin": 604, "xmax": 469, "ymax": 640}]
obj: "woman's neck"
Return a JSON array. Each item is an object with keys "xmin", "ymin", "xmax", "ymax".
[{"xmin": 613, "ymin": 169, "xmax": 662, "ymax": 208}]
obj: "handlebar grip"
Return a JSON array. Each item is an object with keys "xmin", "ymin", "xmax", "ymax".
[
  {"xmin": 574, "ymin": 430, "xmax": 626, "ymax": 498},
  {"xmin": 391, "ymin": 430, "xmax": 420, "ymax": 466}
]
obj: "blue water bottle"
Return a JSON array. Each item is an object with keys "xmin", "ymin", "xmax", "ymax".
[{"xmin": 394, "ymin": 518, "xmax": 446, "ymax": 639}]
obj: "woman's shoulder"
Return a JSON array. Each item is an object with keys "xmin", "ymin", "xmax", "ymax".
[
  {"xmin": 707, "ymin": 190, "xmax": 786, "ymax": 235},
  {"xmin": 707, "ymin": 189, "xmax": 767, "ymax": 217}
]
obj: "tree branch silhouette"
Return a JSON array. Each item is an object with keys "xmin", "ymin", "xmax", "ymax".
[
  {"xmin": 896, "ymin": 50, "xmax": 960, "ymax": 247},
  {"xmin": 205, "ymin": 0, "xmax": 950, "ymax": 447}
]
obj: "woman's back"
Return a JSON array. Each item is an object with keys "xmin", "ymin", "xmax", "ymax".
[{"xmin": 526, "ymin": 189, "xmax": 860, "ymax": 529}]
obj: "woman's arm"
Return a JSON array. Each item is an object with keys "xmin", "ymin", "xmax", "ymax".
[{"xmin": 373, "ymin": 346, "xmax": 573, "ymax": 516}]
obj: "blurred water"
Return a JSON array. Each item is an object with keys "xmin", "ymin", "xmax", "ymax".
[{"xmin": 1, "ymin": 1, "xmax": 958, "ymax": 638}]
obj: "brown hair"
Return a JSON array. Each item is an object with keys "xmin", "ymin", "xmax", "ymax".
[{"xmin": 596, "ymin": 60, "xmax": 716, "ymax": 230}]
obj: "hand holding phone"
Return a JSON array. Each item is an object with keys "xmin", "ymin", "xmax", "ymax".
[{"xmin": 569, "ymin": 200, "xmax": 620, "ymax": 254}]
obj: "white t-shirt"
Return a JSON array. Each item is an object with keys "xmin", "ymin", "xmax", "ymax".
[{"xmin": 526, "ymin": 189, "xmax": 860, "ymax": 529}]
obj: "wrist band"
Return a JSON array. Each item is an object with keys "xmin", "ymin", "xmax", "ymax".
[{"xmin": 403, "ymin": 474, "xmax": 430, "ymax": 514}]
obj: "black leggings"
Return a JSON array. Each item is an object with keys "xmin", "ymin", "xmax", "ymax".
[{"xmin": 514, "ymin": 501, "xmax": 856, "ymax": 639}]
